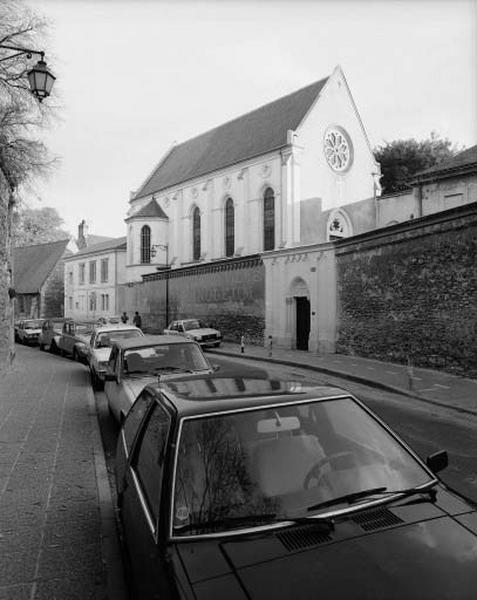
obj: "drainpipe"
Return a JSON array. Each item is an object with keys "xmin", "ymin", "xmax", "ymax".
[{"xmin": 416, "ymin": 183, "xmax": 423, "ymax": 218}]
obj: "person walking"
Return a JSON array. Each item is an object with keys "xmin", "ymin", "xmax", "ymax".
[
  {"xmin": 121, "ymin": 311, "xmax": 129, "ymax": 324},
  {"xmin": 133, "ymin": 311, "xmax": 142, "ymax": 329}
]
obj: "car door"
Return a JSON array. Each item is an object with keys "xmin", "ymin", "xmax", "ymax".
[{"xmin": 121, "ymin": 397, "xmax": 174, "ymax": 599}]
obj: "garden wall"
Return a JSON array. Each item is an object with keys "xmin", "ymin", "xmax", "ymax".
[
  {"xmin": 335, "ymin": 202, "xmax": 477, "ymax": 377},
  {"xmin": 118, "ymin": 254, "xmax": 265, "ymax": 344}
]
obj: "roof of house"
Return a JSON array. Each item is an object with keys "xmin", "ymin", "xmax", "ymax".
[
  {"xmin": 126, "ymin": 198, "xmax": 168, "ymax": 220},
  {"xmin": 134, "ymin": 76, "xmax": 330, "ymax": 200},
  {"xmin": 64, "ymin": 236, "xmax": 127, "ymax": 260},
  {"xmin": 13, "ymin": 239, "xmax": 69, "ymax": 294},
  {"xmin": 414, "ymin": 144, "xmax": 477, "ymax": 181}
]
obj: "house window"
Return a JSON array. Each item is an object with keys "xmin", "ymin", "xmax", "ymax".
[
  {"xmin": 79, "ymin": 263, "xmax": 85, "ymax": 284},
  {"xmin": 100, "ymin": 258, "xmax": 109, "ymax": 283},
  {"xmin": 326, "ymin": 209, "xmax": 352, "ymax": 241},
  {"xmin": 141, "ymin": 225, "xmax": 151, "ymax": 264},
  {"xmin": 68, "ymin": 296, "xmax": 73, "ymax": 310},
  {"xmin": 192, "ymin": 206, "xmax": 201, "ymax": 261},
  {"xmin": 89, "ymin": 292, "xmax": 96, "ymax": 312},
  {"xmin": 68, "ymin": 271, "xmax": 73, "ymax": 285},
  {"xmin": 263, "ymin": 187, "xmax": 275, "ymax": 251},
  {"xmin": 225, "ymin": 197, "xmax": 235, "ymax": 257},
  {"xmin": 101, "ymin": 294, "xmax": 110, "ymax": 311},
  {"xmin": 89, "ymin": 261, "xmax": 96, "ymax": 283}
]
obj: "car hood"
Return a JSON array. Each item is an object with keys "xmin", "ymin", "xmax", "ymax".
[
  {"xmin": 178, "ymin": 501, "xmax": 477, "ymax": 600},
  {"xmin": 123, "ymin": 370, "xmax": 212, "ymax": 399},
  {"xmin": 186, "ymin": 328, "xmax": 219, "ymax": 336},
  {"xmin": 25, "ymin": 328, "xmax": 42, "ymax": 334}
]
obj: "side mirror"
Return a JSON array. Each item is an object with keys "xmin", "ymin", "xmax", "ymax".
[
  {"xmin": 104, "ymin": 371, "xmax": 117, "ymax": 382},
  {"xmin": 426, "ymin": 450, "xmax": 448, "ymax": 473},
  {"xmin": 212, "ymin": 364, "xmax": 220, "ymax": 372}
]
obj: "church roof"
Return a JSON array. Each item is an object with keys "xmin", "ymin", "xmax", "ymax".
[
  {"xmin": 414, "ymin": 144, "xmax": 477, "ymax": 182},
  {"xmin": 13, "ymin": 239, "xmax": 69, "ymax": 294},
  {"xmin": 125, "ymin": 198, "xmax": 168, "ymax": 220},
  {"xmin": 65, "ymin": 236, "xmax": 127, "ymax": 260},
  {"xmin": 134, "ymin": 76, "xmax": 330, "ymax": 200}
]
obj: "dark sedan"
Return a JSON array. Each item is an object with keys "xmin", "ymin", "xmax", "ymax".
[{"xmin": 115, "ymin": 376, "xmax": 477, "ymax": 600}]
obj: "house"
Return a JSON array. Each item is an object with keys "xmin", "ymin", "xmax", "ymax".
[
  {"xmin": 13, "ymin": 239, "xmax": 70, "ymax": 319},
  {"xmin": 63, "ymin": 236, "xmax": 127, "ymax": 320},
  {"xmin": 377, "ymin": 144, "xmax": 477, "ymax": 227}
]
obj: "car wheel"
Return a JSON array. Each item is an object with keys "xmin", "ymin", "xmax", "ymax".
[
  {"xmin": 72, "ymin": 348, "xmax": 79, "ymax": 362},
  {"xmin": 50, "ymin": 341, "xmax": 57, "ymax": 354},
  {"xmin": 91, "ymin": 369, "xmax": 104, "ymax": 391},
  {"xmin": 39, "ymin": 343, "xmax": 45, "ymax": 351}
]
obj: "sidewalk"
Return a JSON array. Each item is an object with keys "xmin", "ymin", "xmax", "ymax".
[
  {"xmin": 0, "ymin": 346, "xmax": 126, "ymax": 600},
  {"xmin": 209, "ymin": 342, "xmax": 477, "ymax": 416}
]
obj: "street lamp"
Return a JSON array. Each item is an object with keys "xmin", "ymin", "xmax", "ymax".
[
  {"xmin": 0, "ymin": 45, "xmax": 56, "ymax": 102},
  {"xmin": 150, "ymin": 243, "xmax": 170, "ymax": 327}
]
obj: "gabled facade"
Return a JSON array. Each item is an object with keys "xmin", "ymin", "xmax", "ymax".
[
  {"xmin": 126, "ymin": 66, "xmax": 380, "ymax": 274},
  {"xmin": 63, "ymin": 237, "xmax": 127, "ymax": 320},
  {"xmin": 13, "ymin": 239, "xmax": 70, "ymax": 319}
]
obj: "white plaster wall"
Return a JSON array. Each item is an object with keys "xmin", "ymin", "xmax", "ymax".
[
  {"xmin": 298, "ymin": 67, "xmax": 378, "ymax": 213},
  {"xmin": 377, "ymin": 191, "xmax": 417, "ymax": 227},
  {"xmin": 129, "ymin": 153, "xmax": 283, "ymax": 267},
  {"xmin": 422, "ymin": 174, "xmax": 477, "ymax": 216}
]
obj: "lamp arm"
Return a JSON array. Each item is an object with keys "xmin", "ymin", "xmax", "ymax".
[{"xmin": 0, "ymin": 45, "xmax": 44, "ymax": 63}]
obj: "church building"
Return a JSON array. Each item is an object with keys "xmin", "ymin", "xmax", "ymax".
[{"xmin": 124, "ymin": 66, "xmax": 381, "ymax": 351}]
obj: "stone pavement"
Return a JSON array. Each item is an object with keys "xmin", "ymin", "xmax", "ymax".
[
  {"xmin": 209, "ymin": 342, "xmax": 477, "ymax": 416},
  {"xmin": 0, "ymin": 345, "xmax": 126, "ymax": 600}
]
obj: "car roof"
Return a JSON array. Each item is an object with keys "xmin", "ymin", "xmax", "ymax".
[
  {"xmin": 146, "ymin": 375, "xmax": 351, "ymax": 417},
  {"xmin": 112, "ymin": 334, "xmax": 197, "ymax": 350},
  {"xmin": 94, "ymin": 324, "xmax": 141, "ymax": 334}
]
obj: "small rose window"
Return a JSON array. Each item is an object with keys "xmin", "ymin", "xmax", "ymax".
[{"xmin": 324, "ymin": 127, "xmax": 353, "ymax": 172}]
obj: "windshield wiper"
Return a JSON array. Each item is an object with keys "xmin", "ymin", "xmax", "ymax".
[
  {"xmin": 307, "ymin": 483, "xmax": 437, "ymax": 512},
  {"xmin": 175, "ymin": 512, "xmax": 334, "ymax": 534},
  {"xmin": 153, "ymin": 365, "xmax": 193, "ymax": 373}
]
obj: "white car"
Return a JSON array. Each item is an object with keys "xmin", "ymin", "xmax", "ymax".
[
  {"xmin": 16, "ymin": 319, "xmax": 44, "ymax": 345},
  {"xmin": 104, "ymin": 335, "xmax": 214, "ymax": 423},
  {"xmin": 163, "ymin": 318, "xmax": 222, "ymax": 348},
  {"xmin": 88, "ymin": 325, "xmax": 144, "ymax": 390}
]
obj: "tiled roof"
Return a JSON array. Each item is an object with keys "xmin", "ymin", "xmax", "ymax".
[
  {"xmin": 414, "ymin": 144, "xmax": 477, "ymax": 180},
  {"xmin": 134, "ymin": 76, "xmax": 329, "ymax": 199},
  {"xmin": 65, "ymin": 236, "xmax": 127, "ymax": 260},
  {"xmin": 13, "ymin": 239, "xmax": 69, "ymax": 294},
  {"xmin": 86, "ymin": 234, "xmax": 114, "ymax": 246},
  {"xmin": 126, "ymin": 199, "xmax": 168, "ymax": 220}
]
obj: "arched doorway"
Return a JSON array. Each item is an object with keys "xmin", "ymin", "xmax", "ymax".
[{"xmin": 289, "ymin": 277, "xmax": 311, "ymax": 351}]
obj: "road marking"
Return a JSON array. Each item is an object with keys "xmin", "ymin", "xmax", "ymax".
[{"xmin": 434, "ymin": 384, "xmax": 450, "ymax": 389}]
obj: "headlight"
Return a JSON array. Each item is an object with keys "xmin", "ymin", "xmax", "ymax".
[
  {"xmin": 98, "ymin": 361, "xmax": 109, "ymax": 372},
  {"xmin": 194, "ymin": 335, "xmax": 203, "ymax": 342}
]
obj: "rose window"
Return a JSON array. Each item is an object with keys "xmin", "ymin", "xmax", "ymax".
[{"xmin": 324, "ymin": 128, "xmax": 352, "ymax": 172}]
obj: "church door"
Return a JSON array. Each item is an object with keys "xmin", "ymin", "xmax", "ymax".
[{"xmin": 296, "ymin": 296, "xmax": 310, "ymax": 351}]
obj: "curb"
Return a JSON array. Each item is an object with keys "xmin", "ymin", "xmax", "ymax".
[
  {"xmin": 86, "ymin": 383, "xmax": 129, "ymax": 600},
  {"xmin": 208, "ymin": 349, "xmax": 477, "ymax": 417}
]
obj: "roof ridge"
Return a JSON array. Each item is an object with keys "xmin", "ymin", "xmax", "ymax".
[{"xmin": 14, "ymin": 237, "xmax": 70, "ymax": 250}]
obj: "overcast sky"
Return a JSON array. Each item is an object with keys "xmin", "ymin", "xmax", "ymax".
[{"xmin": 26, "ymin": 0, "xmax": 477, "ymax": 239}]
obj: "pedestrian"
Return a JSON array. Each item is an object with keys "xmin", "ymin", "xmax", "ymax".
[
  {"xmin": 133, "ymin": 311, "xmax": 142, "ymax": 329},
  {"xmin": 121, "ymin": 311, "xmax": 129, "ymax": 324}
]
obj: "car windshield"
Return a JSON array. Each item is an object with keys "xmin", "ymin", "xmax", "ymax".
[
  {"xmin": 95, "ymin": 329, "xmax": 142, "ymax": 348},
  {"xmin": 76, "ymin": 324, "xmax": 94, "ymax": 335},
  {"xmin": 122, "ymin": 343, "xmax": 210, "ymax": 376},
  {"xmin": 172, "ymin": 397, "xmax": 432, "ymax": 536},
  {"xmin": 183, "ymin": 320, "xmax": 207, "ymax": 331},
  {"xmin": 25, "ymin": 319, "xmax": 43, "ymax": 328}
]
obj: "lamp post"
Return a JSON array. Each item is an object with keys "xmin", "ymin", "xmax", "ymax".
[
  {"xmin": 0, "ymin": 45, "xmax": 56, "ymax": 102},
  {"xmin": 150, "ymin": 243, "xmax": 170, "ymax": 327}
]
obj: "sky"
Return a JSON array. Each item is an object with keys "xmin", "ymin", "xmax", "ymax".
[{"xmin": 24, "ymin": 0, "xmax": 477, "ymax": 239}]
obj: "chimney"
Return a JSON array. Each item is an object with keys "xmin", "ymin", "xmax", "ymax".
[{"xmin": 77, "ymin": 219, "xmax": 89, "ymax": 249}]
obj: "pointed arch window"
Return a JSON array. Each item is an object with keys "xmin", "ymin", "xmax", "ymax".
[
  {"xmin": 263, "ymin": 187, "xmax": 275, "ymax": 251},
  {"xmin": 141, "ymin": 225, "xmax": 151, "ymax": 263},
  {"xmin": 225, "ymin": 197, "xmax": 235, "ymax": 257},
  {"xmin": 192, "ymin": 207, "xmax": 201, "ymax": 261}
]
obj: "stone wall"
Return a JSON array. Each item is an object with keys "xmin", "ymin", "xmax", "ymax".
[
  {"xmin": 0, "ymin": 172, "xmax": 14, "ymax": 373},
  {"xmin": 335, "ymin": 203, "xmax": 477, "ymax": 377},
  {"xmin": 118, "ymin": 255, "xmax": 265, "ymax": 344}
]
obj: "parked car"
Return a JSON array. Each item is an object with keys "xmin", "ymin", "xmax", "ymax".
[
  {"xmin": 16, "ymin": 318, "xmax": 44, "ymax": 345},
  {"xmin": 115, "ymin": 376, "xmax": 477, "ymax": 600},
  {"xmin": 104, "ymin": 335, "xmax": 214, "ymax": 423},
  {"xmin": 57, "ymin": 320, "xmax": 95, "ymax": 362},
  {"xmin": 163, "ymin": 318, "xmax": 222, "ymax": 348},
  {"xmin": 39, "ymin": 318, "xmax": 66, "ymax": 352},
  {"xmin": 87, "ymin": 324, "xmax": 144, "ymax": 390}
]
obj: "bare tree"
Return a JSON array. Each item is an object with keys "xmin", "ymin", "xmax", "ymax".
[{"xmin": 0, "ymin": 0, "xmax": 56, "ymax": 372}]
